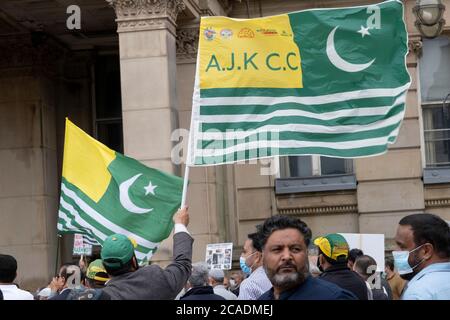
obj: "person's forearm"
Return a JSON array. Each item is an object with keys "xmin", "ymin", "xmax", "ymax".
[{"xmin": 174, "ymin": 223, "xmax": 190, "ymax": 235}]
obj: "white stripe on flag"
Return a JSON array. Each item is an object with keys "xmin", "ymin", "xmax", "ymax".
[
  {"xmin": 197, "ymin": 94, "xmax": 406, "ymax": 123},
  {"xmin": 59, "ymin": 203, "xmax": 107, "ymax": 241},
  {"xmin": 61, "ymin": 183, "xmax": 159, "ymax": 250},
  {"xmin": 198, "ymin": 136, "xmax": 395, "ymax": 157},
  {"xmin": 59, "ymin": 210, "xmax": 94, "ymax": 236},
  {"xmin": 59, "ymin": 199, "xmax": 150, "ymax": 261},
  {"xmin": 199, "ymin": 83, "xmax": 410, "ymax": 106},
  {"xmin": 197, "ymin": 109, "xmax": 405, "ymax": 141},
  {"xmin": 81, "ymin": 236, "xmax": 100, "ymax": 246}
]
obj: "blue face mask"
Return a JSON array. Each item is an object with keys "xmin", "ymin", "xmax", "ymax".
[
  {"xmin": 240, "ymin": 252, "xmax": 257, "ymax": 276},
  {"xmin": 392, "ymin": 244, "xmax": 426, "ymax": 275}
]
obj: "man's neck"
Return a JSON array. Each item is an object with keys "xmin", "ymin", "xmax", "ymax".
[
  {"xmin": 0, "ymin": 282, "xmax": 13, "ymax": 285},
  {"xmin": 251, "ymin": 263, "xmax": 262, "ymax": 273},
  {"xmin": 385, "ymin": 270, "xmax": 395, "ymax": 280}
]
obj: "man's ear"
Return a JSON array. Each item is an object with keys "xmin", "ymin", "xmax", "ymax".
[
  {"xmin": 132, "ymin": 256, "xmax": 139, "ymax": 269},
  {"xmin": 254, "ymin": 251, "xmax": 261, "ymax": 264},
  {"xmin": 318, "ymin": 254, "xmax": 324, "ymax": 266},
  {"xmin": 422, "ymin": 243, "xmax": 434, "ymax": 260}
]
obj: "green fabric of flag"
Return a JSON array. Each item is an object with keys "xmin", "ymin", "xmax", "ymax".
[
  {"xmin": 188, "ymin": 0, "xmax": 411, "ymax": 165},
  {"xmin": 58, "ymin": 119, "xmax": 183, "ymax": 263}
]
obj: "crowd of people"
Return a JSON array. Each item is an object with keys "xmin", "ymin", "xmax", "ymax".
[{"xmin": 0, "ymin": 209, "xmax": 449, "ymax": 300}]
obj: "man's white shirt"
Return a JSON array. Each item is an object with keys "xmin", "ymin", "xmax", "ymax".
[{"xmin": 0, "ymin": 284, "xmax": 34, "ymax": 300}]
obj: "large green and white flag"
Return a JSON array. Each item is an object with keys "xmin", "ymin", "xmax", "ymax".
[
  {"xmin": 57, "ymin": 119, "xmax": 183, "ymax": 263},
  {"xmin": 187, "ymin": 0, "xmax": 411, "ymax": 165}
]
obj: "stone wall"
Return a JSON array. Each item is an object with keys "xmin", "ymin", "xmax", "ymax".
[{"xmin": 0, "ymin": 34, "xmax": 61, "ymax": 291}]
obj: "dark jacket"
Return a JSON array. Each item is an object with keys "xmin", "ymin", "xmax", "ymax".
[
  {"xmin": 372, "ymin": 287, "xmax": 389, "ymax": 300},
  {"xmin": 49, "ymin": 289, "xmax": 72, "ymax": 300},
  {"xmin": 49, "ymin": 287, "xmax": 110, "ymax": 300},
  {"xmin": 231, "ymin": 286, "xmax": 240, "ymax": 297},
  {"xmin": 369, "ymin": 275, "xmax": 392, "ymax": 300},
  {"xmin": 258, "ymin": 275, "xmax": 357, "ymax": 300},
  {"xmin": 180, "ymin": 286, "xmax": 226, "ymax": 300},
  {"xmin": 319, "ymin": 265, "xmax": 369, "ymax": 300},
  {"xmin": 380, "ymin": 276, "xmax": 393, "ymax": 300},
  {"xmin": 103, "ymin": 232, "xmax": 194, "ymax": 300}
]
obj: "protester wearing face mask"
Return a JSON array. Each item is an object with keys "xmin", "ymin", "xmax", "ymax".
[
  {"xmin": 229, "ymin": 271, "xmax": 245, "ymax": 296},
  {"xmin": 394, "ymin": 213, "xmax": 450, "ymax": 300},
  {"xmin": 237, "ymin": 232, "xmax": 272, "ymax": 300}
]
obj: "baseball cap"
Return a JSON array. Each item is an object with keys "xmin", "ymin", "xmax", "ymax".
[
  {"xmin": 86, "ymin": 259, "xmax": 109, "ymax": 282},
  {"xmin": 101, "ymin": 234, "xmax": 137, "ymax": 269},
  {"xmin": 314, "ymin": 233, "xmax": 349, "ymax": 262}
]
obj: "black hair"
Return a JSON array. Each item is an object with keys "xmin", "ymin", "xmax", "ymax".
[
  {"xmin": 385, "ymin": 256, "xmax": 395, "ymax": 271},
  {"xmin": 103, "ymin": 256, "xmax": 136, "ymax": 277},
  {"xmin": 59, "ymin": 263, "xmax": 84, "ymax": 285},
  {"xmin": 0, "ymin": 254, "xmax": 17, "ymax": 283},
  {"xmin": 248, "ymin": 232, "xmax": 263, "ymax": 252},
  {"xmin": 59, "ymin": 263, "xmax": 75, "ymax": 279},
  {"xmin": 354, "ymin": 255, "xmax": 377, "ymax": 277},
  {"xmin": 348, "ymin": 248, "xmax": 364, "ymax": 263},
  {"xmin": 318, "ymin": 248, "xmax": 348, "ymax": 265},
  {"xmin": 85, "ymin": 276, "xmax": 107, "ymax": 289},
  {"xmin": 399, "ymin": 213, "xmax": 450, "ymax": 258},
  {"xmin": 257, "ymin": 215, "xmax": 312, "ymax": 248}
]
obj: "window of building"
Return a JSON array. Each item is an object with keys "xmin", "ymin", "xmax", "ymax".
[
  {"xmin": 420, "ymin": 37, "xmax": 450, "ymax": 168},
  {"xmin": 283, "ymin": 155, "xmax": 353, "ymax": 178},
  {"xmin": 277, "ymin": 156, "xmax": 355, "ymax": 194},
  {"xmin": 419, "ymin": 36, "xmax": 450, "ymax": 184},
  {"xmin": 94, "ymin": 54, "xmax": 123, "ymax": 153}
]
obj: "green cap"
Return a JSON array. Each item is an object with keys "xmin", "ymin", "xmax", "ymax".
[
  {"xmin": 314, "ymin": 233, "xmax": 349, "ymax": 262},
  {"xmin": 101, "ymin": 234, "xmax": 136, "ymax": 269}
]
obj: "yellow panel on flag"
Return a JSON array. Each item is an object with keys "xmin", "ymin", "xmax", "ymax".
[
  {"xmin": 62, "ymin": 118, "xmax": 115, "ymax": 202},
  {"xmin": 199, "ymin": 14, "xmax": 303, "ymax": 89}
]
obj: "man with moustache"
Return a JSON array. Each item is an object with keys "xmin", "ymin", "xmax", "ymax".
[
  {"xmin": 257, "ymin": 215, "xmax": 356, "ymax": 300},
  {"xmin": 393, "ymin": 213, "xmax": 450, "ymax": 300}
]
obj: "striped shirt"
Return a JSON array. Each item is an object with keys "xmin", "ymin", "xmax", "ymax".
[{"xmin": 238, "ymin": 266, "xmax": 272, "ymax": 300}]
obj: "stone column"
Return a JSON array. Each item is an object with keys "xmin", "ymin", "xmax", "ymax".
[
  {"xmin": 107, "ymin": 0, "xmax": 185, "ymax": 174},
  {"xmin": 0, "ymin": 34, "xmax": 63, "ymax": 290},
  {"xmin": 107, "ymin": 0, "xmax": 184, "ymax": 265}
]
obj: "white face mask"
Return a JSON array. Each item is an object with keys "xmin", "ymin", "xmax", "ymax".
[
  {"xmin": 229, "ymin": 279, "xmax": 236, "ymax": 289},
  {"xmin": 392, "ymin": 244, "xmax": 426, "ymax": 275}
]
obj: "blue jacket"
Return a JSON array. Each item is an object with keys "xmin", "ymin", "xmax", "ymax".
[{"xmin": 258, "ymin": 275, "xmax": 357, "ymax": 300}]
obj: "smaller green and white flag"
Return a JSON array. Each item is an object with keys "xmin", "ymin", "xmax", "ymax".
[{"xmin": 58, "ymin": 119, "xmax": 183, "ymax": 263}]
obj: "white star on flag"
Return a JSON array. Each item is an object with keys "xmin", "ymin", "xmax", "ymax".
[
  {"xmin": 144, "ymin": 181, "xmax": 157, "ymax": 195},
  {"xmin": 357, "ymin": 25, "xmax": 370, "ymax": 38}
]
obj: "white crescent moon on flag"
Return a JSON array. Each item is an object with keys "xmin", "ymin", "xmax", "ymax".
[
  {"xmin": 119, "ymin": 173, "xmax": 153, "ymax": 214},
  {"xmin": 326, "ymin": 26, "xmax": 375, "ymax": 73}
]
